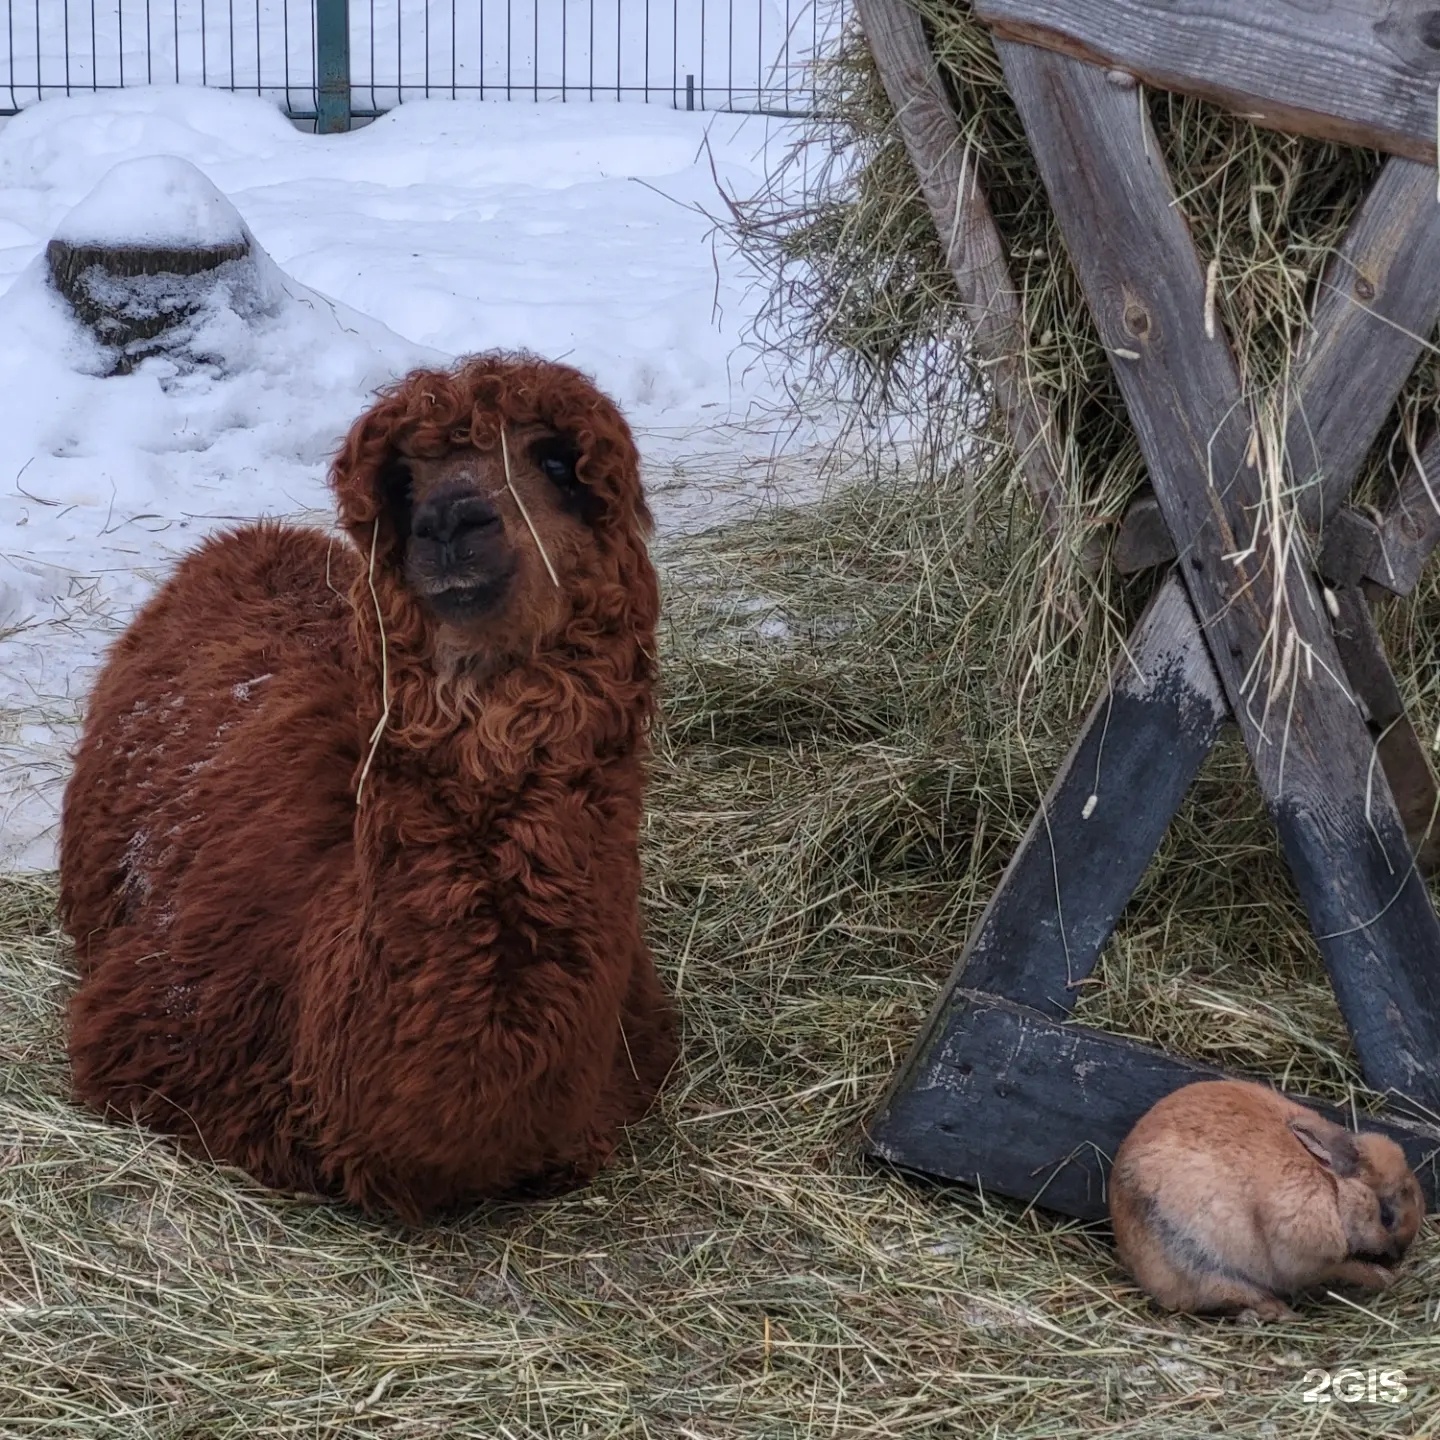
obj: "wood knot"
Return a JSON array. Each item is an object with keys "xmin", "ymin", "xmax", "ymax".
[
  {"xmin": 1123, "ymin": 301, "xmax": 1151, "ymax": 339},
  {"xmin": 1402, "ymin": 511, "xmax": 1426, "ymax": 541},
  {"xmin": 1355, "ymin": 274, "xmax": 1377, "ymax": 302},
  {"xmin": 1421, "ymin": 11, "xmax": 1440, "ymax": 49}
]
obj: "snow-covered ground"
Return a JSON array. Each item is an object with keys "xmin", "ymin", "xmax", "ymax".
[{"xmin": 0, "ymin": 85, "xmax": 830, "ymax": 871}]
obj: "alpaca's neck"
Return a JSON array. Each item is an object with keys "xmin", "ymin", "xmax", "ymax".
[{"xmin": 354, "ymin": 641, "xmax": 648, "ymax": 824}]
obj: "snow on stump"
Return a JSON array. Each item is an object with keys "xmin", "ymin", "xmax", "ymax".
[{"xmin": 46, "ymin": 157, "xmax": 280, "ymax": 375}]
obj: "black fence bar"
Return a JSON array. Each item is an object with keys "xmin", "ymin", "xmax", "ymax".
[{"xmin": 1, "ymin": 0, "xmax": 845, "ymax": 118}]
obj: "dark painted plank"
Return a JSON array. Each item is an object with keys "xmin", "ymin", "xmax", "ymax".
[
  {"xmin": 958, "ymin": 574, "xmax": 1226, "ymax": 1015},
  {"xmin": 973, "ymin": 0, "xmax": 1440, "ymax": 163},
  {"xmin": 855, "ymin": 0, "xmax": 1070, "ymax": 549},
  {"xmin": 867, "ymin": 992, "xmax": 1440, "ymax": 1222},
  {"xmin": 999, "ymin": 41, "xmax": 1440, "ymax": 1110}
]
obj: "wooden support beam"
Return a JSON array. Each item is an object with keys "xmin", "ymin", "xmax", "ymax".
[
  {"xmin": 939, "ymin": 575, "xmax": 1226, "ymax": 1018},
  {"xmin": 1329, "ymin": 586, "xmax": 1440, "ymax": 871},
  {"xmin": 867, "ymin": 992, "xmax": 1440, "ymax": 1221},
  {"xmin": 997, "ymin": 40, "xmax": 1440, "ymax": 1112},
  {"xmin": 855, "ymin": 0, "xmax": 1070, "ymax": 549},
  {"xmin": 973, "ymin": 0, "xmax": 1440, "ymax": 164},
  {"xmin": 1111, "ymin": 491, "xmax": 1172, "ymax": 573},
  {"xmin": 1291, "ymin": 158, "xmax": 1440, "ymax": 530},
  {"xmin": 1318, "ymin": 509, "xmax": 1385, "ymax": 590}
]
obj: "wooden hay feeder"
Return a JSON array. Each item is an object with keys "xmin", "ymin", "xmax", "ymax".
[{"xmin": 859, "ymin": 0, "xmax": 1440, "ymax": 1217}]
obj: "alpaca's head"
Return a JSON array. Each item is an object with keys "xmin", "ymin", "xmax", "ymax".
[{"xmin": 331, "ymin": 353, "xmax": 657, "ymax": 681}]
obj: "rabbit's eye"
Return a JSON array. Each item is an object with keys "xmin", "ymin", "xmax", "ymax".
[{"xmin": 1379, "ymin": 1198, "xmax": 1398, "ymax": 1230}]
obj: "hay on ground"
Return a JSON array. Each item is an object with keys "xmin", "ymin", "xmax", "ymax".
[{"xmin": 3, "ymin": 478, "xmax": 1439, "ymax": 1437}]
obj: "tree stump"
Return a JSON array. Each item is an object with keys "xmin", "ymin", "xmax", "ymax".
[
  {"xmin": 47, "ymin": 238, "xmax": 254, "ymax": 375},
  {"xmin": 44, "ymin": 156, "xmax": 278, "ymax": 376}
]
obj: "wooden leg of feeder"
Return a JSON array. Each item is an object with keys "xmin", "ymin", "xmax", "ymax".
[
  {"xmin": 1329, "ymin": 585, "xmax": 1440, "ymax": 869},
  {"xmin": 930, "ymin": 573, "xmax": 1226, "ymax": 1020},
  {"xmin": 856, "ymin": 0, "xmax": 1075, "ymax": 555}
]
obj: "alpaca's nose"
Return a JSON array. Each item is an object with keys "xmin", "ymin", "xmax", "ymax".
[{"xmin": 411, "ymin": 489, "xmax": 501, "ymax": 546}]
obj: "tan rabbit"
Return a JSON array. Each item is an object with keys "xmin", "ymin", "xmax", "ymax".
[{"xmin": 1109, "ymin": 1080, "xmax": 1424, "ymax": 1321}]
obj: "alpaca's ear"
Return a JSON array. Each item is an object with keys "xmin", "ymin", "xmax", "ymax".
[{"xmin": 331, "ymin": 397, "xmax": 412, "ymax": 565}]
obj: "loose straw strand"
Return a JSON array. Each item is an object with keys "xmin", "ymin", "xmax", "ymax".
[
  {"xmin": 355, "ymin": 519, "xmax": 391, "ymax": 808},
  {"xmin": 501, "ymin": 427, "xmax": 561, "ymax": 588}
]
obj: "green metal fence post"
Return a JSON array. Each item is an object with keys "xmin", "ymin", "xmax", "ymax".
[{"xmin": 315, "ymin": 0, "xmax": 351, "ymax": 133}]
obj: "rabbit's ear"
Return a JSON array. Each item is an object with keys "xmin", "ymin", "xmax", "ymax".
[{"xmin": 1290, "ymin": 1118, "xmax": 1360, "ymax": 1177}]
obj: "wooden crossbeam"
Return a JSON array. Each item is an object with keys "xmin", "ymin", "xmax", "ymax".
[
  {"xmin": 972, "ymin": 0, "xmax": 1440, "ymax": 164},
  {"xmin": 996, "ymin": 39, "xmax": 1440, "ymax": 1111},
  {"xmin": 869, "ymin": 991, "xmax": 1440, "ymax": 1221}
]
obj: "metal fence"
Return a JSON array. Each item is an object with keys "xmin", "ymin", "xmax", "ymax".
[{"xmin": 1, "ymin": 1, "xmax": 843, "ymax": 122}]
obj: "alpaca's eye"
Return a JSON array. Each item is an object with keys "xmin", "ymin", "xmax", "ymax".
[
  {"xmin": 532, "ymin": 434, "xmax": 601, "ymax": 523},
  {"xmin": 534, "ymin": 441, "xmax": 580, "ymax": 488}
]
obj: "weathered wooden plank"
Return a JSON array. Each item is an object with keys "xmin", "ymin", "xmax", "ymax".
[
  {"xmin": 947, "ymin": 574, "xmax": 1227, "ymax": 1017},
  {"xmin": 1318, "ymin": 508, "xmax": 1385, "ymax": 589},
  {"xmin": 1111, "ymin": 491, "xmax": 1173, "ymax": 573},
  {"xmin": 973, "ymin": 0, "xmax": 1440, "ymax": 163},
  {"xmin": 1116, "ymin": 154, "xmax": 1440, "ymax": 568},
  {"xmin": 1329, "ymin": 585, "xmax": 1440, "ymax": 870},
  {"xmin": 1373, "ymin": 429, "xmax": 1440, "ymax": 594},
  {"xmin": 855, "ymin": 0, "xmax": 1069, "ymax": 547},
  {"xmin": 1292, "ymin": 158, "xmax": 1440, "ymax": 529},
  {"xmin": 867, "ymin": 992, "xmax": 1440, "ymax": 1221},
  {"xmin": 998, "ymin": 40, "xmax": 1440, "ymax": 1110}
]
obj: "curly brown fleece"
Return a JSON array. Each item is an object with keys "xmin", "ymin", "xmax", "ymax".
[{"xmin": 60, "ymin": 352, "xmax": 678, "ymax": 1223}]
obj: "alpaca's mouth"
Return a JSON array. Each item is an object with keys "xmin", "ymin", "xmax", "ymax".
[{"xmin": 421, "ymin": 574, "xmax": 513, "ymax": 622}]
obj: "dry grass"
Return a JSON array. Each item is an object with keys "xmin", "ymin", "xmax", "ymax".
[{"xmin": 5, "ymin": 478, "xmax": 1440, "ymax": 1438}]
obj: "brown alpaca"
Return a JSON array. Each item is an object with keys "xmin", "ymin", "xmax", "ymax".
[{"xmin": 60, "ymin": 352, "xmax": 678, "ymax": 1223}]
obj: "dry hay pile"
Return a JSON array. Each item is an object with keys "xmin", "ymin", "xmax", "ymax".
[
  {"xmin": 4, "ymin": 479, "xmax": 1440, "ymax": 1437},
  {"xmin": 735, "ymin": 1, "xmax": 1440, "ymax": 644}
]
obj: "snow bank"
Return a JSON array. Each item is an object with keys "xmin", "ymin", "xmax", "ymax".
[{"xmin": 0, "ymin": 86, "xmax": 820, "ymax": 869}]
